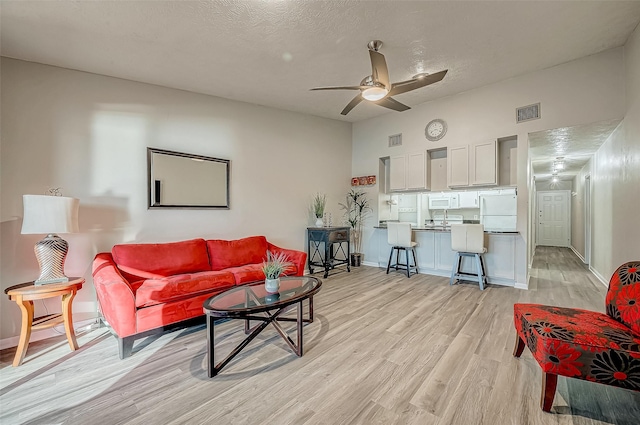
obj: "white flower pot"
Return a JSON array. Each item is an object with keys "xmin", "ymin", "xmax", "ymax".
[
  {"xmin": 315, "ymin": 216, "xmax": 324, "ymax": 227},
  {"xmin": 265, "ymin": 278, "xmax": 280, "ymax": 293}
]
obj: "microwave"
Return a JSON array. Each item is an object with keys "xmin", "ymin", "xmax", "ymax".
[{"xmin": 428, "ymin": 193, "xmax": 459, "ymax": 209}]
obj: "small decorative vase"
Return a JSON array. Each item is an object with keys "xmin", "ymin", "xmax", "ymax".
[
  {"xmin": 265, "ymin": 278, "xmax": 280, "ymax": 293},
  {"xmin": 315, "ymin": 216, "xmax": 324, "ymax": 227}
]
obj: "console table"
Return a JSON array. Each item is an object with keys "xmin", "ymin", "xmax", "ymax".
[{"xmin": 307, "ymin": 227, "xmax": 351, "ymax": 278}]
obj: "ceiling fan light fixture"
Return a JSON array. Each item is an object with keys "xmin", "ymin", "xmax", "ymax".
[{"xmin": 362, "ymin": 86, "xmax": 388, "ymax": 101}]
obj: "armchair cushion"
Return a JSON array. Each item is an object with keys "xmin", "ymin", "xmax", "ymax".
[
  {"xmin": 606, "ymin": 261, "xmax": 640, "ymax": 335},
  {"xmin": 514, "ymin": 303, "xmax": 640, "ymax": 391}
]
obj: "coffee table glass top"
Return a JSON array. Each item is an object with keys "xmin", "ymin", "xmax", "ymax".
[{"xmin": 204, "ymin": 276, "xmax": 321, "ymax": 316}]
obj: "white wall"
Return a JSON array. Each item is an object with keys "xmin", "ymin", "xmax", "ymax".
[
  {"xmin": 571, "ymin": 159, "xmax": 593, "ymax": 260},
  {"xmin": 588, "ymin": 24, "xmax": 640, "ymax": 283},
  {"xmin": 0, "ymin": 58, "xmax": 352, "ymax": 341},
  {"xmin": 352, "ymin": 48, "xmax": 626, "ymax": 287}
]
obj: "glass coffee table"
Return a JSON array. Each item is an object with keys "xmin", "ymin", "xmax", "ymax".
[{"xmin": 203, "ymin": 276, "xmax": 322, "ymax": 377}]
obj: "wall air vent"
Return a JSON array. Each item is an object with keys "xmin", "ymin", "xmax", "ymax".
[
  {"xmin": 388, "ymin": 133, "xmax": 402, "ymax": 147},
  {"xmin": 516, "ymin": 103, "xmax": 540, "ymax": 123}
]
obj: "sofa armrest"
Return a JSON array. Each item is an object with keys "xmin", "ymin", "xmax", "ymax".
[
  {"xmin": 267, "ymin": 242, "xmax": 307, "ymax": 276},
  {"xmin": 92, "ymin": 253, "xmax": 137, "ymax": 338}
]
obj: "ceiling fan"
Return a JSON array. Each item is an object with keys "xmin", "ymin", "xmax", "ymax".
[{"xmin": 311, "ymin": 40, "xmax": 448, "ymax": 116}]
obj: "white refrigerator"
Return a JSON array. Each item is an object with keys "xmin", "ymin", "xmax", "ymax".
[{"xmin": 479, "ymin": 194, "xmax": 517, "ymax": 231}]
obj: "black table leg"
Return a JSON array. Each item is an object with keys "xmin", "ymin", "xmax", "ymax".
[{"xmin": 207, "ymin": 315, "xmax": 215, "ymax": 378}]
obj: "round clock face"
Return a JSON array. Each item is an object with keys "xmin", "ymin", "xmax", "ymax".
[{"xmin": 425, "ymin": 119, "xmax": 447, "ymax": 141}]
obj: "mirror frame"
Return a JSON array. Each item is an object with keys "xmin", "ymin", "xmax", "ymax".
[{"xmin": 147, "ymin": 147, "xmax": 230, "ymax": 209}]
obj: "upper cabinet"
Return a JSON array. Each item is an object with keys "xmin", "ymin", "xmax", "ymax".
[
  {"xmin": 389, "ymin": 151, "xmax": 428, "ymax": 191},
  {"xmin": 448, "ymin": 140, "xmax": 497, "ymax": 188},
  {"xmin": 448, "ymin": 145, "xmax": 469, "ymax": 187},
  {"xmin": 471, "ymin": 140, "xmax": 498, "ymax": 186},
  {"xmin": 389, "ymin": 155, "xmax": 407, "ymax": 191}
]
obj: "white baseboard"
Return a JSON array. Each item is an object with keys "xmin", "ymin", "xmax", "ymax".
[
  {"xmin": 0, "ymin": 318, "xmax": 99, "ymax": 351},
  {"xmin": 515, "ymin": 281, "xmax": 529, "ymax": 290},
  {"xmin": 589, "ymin": 266, "xmax": 609, "ymax": 288},
  {"xmin": 362, "ymin": 261, "xmax": 378, "ymax": 267},
  {"xmin": 570, "ymin": 246, "xmax": 586, "ymax": 263}
]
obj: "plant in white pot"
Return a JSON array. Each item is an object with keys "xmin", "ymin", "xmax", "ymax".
[
  {"xmin": 312, "ymin": 193, "xmax": 326, "ymax": 227},
  {"xmin": 339, "ymin": 189, "xmax": 372, "ymax": 267},
  {"xmin": 262, "ymin": 250, "xmax": 293, "ymax": 293}
]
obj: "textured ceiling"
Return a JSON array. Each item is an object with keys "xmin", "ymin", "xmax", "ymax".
[
  {"xmin": 2, "ymin": 1, "xmax": 640, "ymax": 123},
  {"xmin": 1, "ymin": 1, "xmax": 638, "ymax": 179},
  {"xmin": 530, "ymin": 119, "xmax": 622, "ymax": 181}
]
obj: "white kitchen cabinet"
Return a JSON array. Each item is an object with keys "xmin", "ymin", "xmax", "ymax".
[
  {"xmin": 407, "ymin": 151, "xmax": 427, "ymax": 189},
  {"xmin": 448, "ymin": 146, "xmax": 469, "ymax": 187},
  {"xmin": 471, "ymin": 140, "xmax": 498, "ymax": 186},
  {"xmin": 448, "ymin": 140, "xmax": 498, "ymax": 188},
  {"xmin": 389, "ymin": 151, "xmax": 427, "ymax": 191},
  {"xmin": 457, "ymin": 191, "xmax": 479, "ymax": 208},
  {"xmin": 389, "ymin": 155, "xmax": 407, "ymax": 191}
]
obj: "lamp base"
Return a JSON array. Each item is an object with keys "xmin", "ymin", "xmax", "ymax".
[{"xmin": 34, "ymin": 234, "xmax": 70, "ymax": 285}]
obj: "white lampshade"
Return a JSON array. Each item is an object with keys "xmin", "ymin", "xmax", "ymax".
[{"xmin": 21, "ymin": 195, "xmax": 80, "ymax": 235}]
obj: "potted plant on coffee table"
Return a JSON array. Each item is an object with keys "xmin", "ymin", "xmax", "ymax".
[
  {"xmin": 262, "ymin": 250, "xmax": 293, "ymax": 293},
  {"xmin": 339, "ymin": 189, "xmax": 372, "ymax": 267}
]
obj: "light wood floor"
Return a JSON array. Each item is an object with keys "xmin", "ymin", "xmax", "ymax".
[{"xmin": 1, "ymin": 247, "xmax": 639, "ymax": 424}]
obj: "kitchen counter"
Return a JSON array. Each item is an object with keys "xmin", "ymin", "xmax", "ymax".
[{"xmin": 374, "ymin": 226, "xmax": 518, "ymax": 234}]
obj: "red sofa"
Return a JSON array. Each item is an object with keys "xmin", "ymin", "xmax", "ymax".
[{"xmin": 92, "ymin": 236, "xmax": 306, "ymax": 358}]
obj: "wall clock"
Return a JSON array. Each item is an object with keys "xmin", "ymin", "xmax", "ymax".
[{"xmin": 425, "ymin": 118, "xmax": 447, "ymax": 141}]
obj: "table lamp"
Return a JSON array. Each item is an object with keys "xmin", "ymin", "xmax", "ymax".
[{"xmin": 21, "ymin": 194, "xmax": 80, "ymax": 285}]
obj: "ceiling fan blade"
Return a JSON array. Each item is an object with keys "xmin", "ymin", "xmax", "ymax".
[
  {"xmin": 373, "ymin": 96, "xmax": 410, "ymax": 112},
  {"xmin": 341, "ymin": 94, "xmax": 364, "ymax": 115},
  {"xmin": 310, "ymin": 86, "xmax": 367, "ymax": 91},
  {"xmin": 369, "ymin": 50, "xmax": 390, "ymax": 89},
  {"xmin": 389, "ymin": 70, "xmax": 448, "ymax": 96}
]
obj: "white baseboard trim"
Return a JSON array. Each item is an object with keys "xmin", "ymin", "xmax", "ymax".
[
  {"xmin": 589, "ymin": 266, "xmax": 609, "ymax": 288},
  {"xmin": 515, "ymin": 281, "xmax": 529, "ymax": 290},
  {"xmin": 0, "ymin": 318, "xmax": 99, "ymax": 351},
  {"xmin": 570, "ymin": 246, "xmax": 586, "ymax": 263},
  {"xmin": 362, "ymin": 261, "xmax": 379, "ymax": 267}
]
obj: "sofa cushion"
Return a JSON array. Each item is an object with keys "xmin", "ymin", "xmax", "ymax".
[
  {"xmin": 133, "ymin": 271, "xmax": 235, "ymax": 308},
  {"xmin": 112, "ymin": 238, "xmax": 211, "ymax": 277},
  {"xmin": 207, "ymin": 236, "xmax": 269, "ymax": 271},
  {"xmin": 225, "ymin": 264, "xmax": 266, "ymax": 285},
  {"xmin": 606, "ymin": 261, "xmax": 640, "ymax": 335}
]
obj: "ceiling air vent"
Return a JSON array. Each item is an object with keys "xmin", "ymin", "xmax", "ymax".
[
  {"xmin": 389, "ymin": 133, "xmax": 402, "ymax": 147},
  {"xmin": 516, "ymin": 103, "xmax": 540, "ymax": 123}
]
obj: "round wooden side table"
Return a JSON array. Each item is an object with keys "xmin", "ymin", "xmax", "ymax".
[{"xmin": 4, "ymin": 277, "xmax": 84, "ymax": 367}]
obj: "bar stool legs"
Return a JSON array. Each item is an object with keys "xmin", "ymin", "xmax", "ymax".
[
  {"xmin": 450, "ymin": 252, "xmax": 487, "ymax": 290},
  {"xmin": 386, "ymin": 246, "xmax": 419, "ymax": 277}
]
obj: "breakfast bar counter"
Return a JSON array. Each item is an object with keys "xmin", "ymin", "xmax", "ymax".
[{"xmin": 369, "ymin": 227, "xmax": 522, "ymax": 287}]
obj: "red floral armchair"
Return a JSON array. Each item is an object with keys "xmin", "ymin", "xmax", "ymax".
[{"xmin": 513, "ymin": 261, "xmax": 640, "ymax": 411}]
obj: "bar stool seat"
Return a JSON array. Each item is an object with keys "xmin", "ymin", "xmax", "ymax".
[
  {"xmin": 450, "ymin": 224, "xmax": 487, "ymax": 290},
  {"xmin": 386, "ymin": 222, "xmax": 418, "ymax": 278}
]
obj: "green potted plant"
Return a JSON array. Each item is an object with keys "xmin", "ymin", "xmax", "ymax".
[
  {"xmin": 339, "ymin": 189, "xmax": 372, "ymax": 267},
  {"xmin": 262, "ymin": 250, "xmax": 293, "ymax": 293},
  {"xmin": 312, "ymin": 193, "xmax": 326, "ymax": 227}
]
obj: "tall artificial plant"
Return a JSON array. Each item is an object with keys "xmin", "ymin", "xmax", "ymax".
[{"xmin": 339, "ymin": 189, "xmax": 372, "ymax": 254}]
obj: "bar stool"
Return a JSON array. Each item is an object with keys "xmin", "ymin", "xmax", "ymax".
[
  {"xmin": 386, "ymin": 222, "xmax": 418, "ymax": 277},
  {"xmin": 450, "ymin": 224, "xmax": 487, "ymax": 290}
]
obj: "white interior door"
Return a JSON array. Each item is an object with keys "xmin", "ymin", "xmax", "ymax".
[{"xmin": 537, "ymin": 191, "xmax": 570, "ymax": 247}]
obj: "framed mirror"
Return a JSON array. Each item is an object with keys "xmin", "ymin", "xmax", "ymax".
[{"xmin": 147, "ymin": 147, "xmax": 230, "ymax": 209}]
